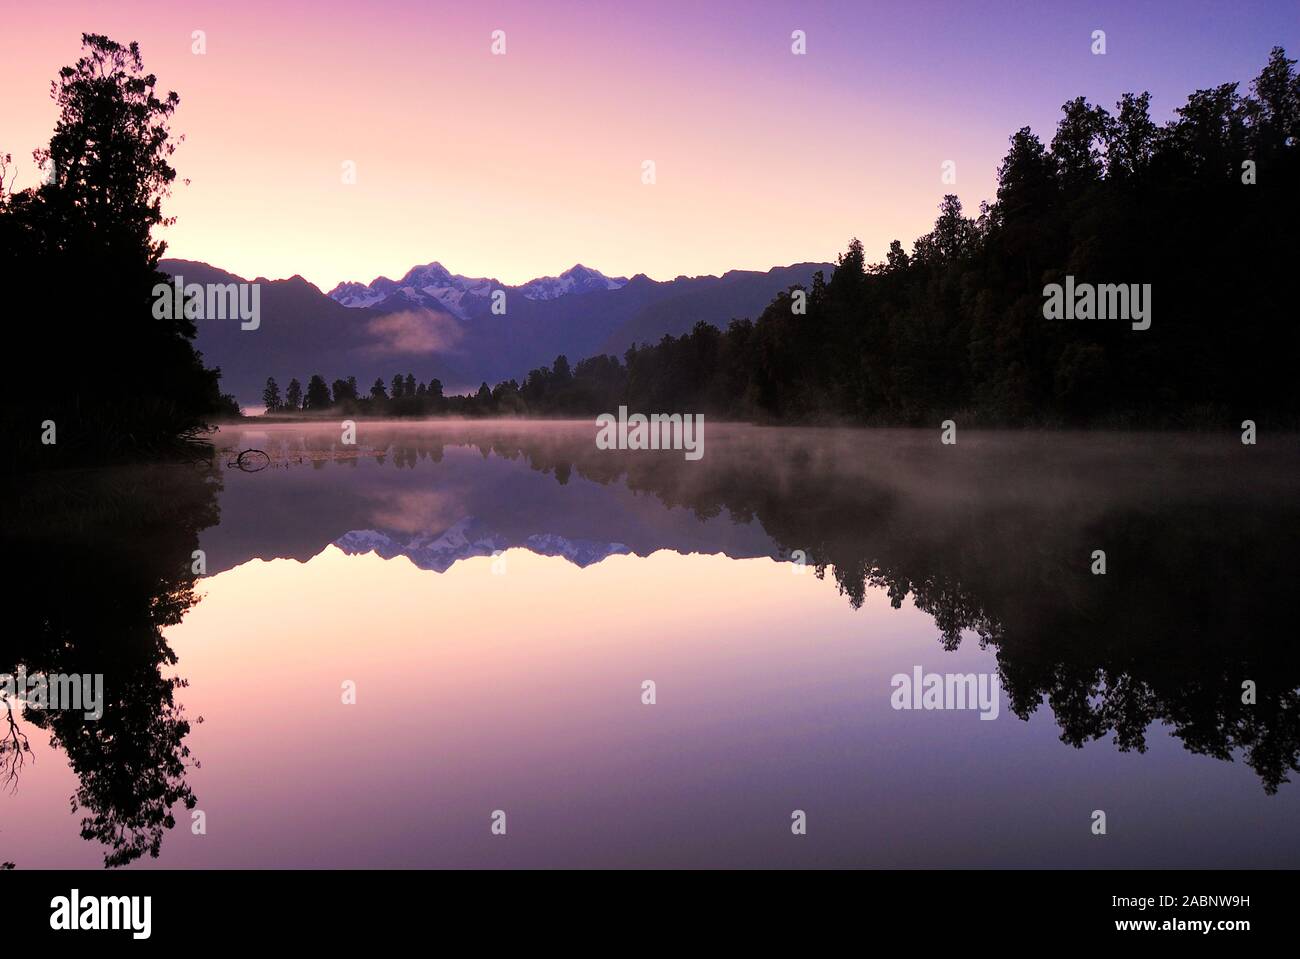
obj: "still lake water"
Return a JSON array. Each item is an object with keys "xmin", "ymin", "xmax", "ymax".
[{"xmin": 4, "ymin": 420, "xmax": 1298, "ymax": 868}]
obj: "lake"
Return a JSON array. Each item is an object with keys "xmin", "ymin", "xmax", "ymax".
[{"xmin": 4, "ymin": 420, "xmax": 1298, "ymax": 868}]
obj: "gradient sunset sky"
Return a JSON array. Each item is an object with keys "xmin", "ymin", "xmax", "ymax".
[{"xmin": 4, "ymin": 0, "xmax": 1297, "ymax": 289}]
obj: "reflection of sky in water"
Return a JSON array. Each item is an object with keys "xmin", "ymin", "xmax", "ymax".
[{"xmin": 5, "ymin": 422, "xmax": 1299, "ymax": 867}]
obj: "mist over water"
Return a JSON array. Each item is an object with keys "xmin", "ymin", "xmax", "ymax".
[{"xmin": 4, "ymin": 421, "xmax": 1298, "ymax": 867}]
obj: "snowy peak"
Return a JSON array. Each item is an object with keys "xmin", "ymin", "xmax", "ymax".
[
  {"xmin": 328, "ymin": 264, "xmax": 491, "ymax": 318},
  {"xmin": 401, "ymin": 261, "xmax": 452, "ymax": 286},
  {"xmin": 516, "ymin": 264, "xmax": 627, "ymax": 301},
  {"xmin": 328, "ymin": 281, "xmax": 389, "ymax": 308}
]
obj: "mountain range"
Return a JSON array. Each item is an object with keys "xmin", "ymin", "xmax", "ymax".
[
  {"xmin": 162, "ymin": 257, "xmax": 833, "ymax": 406},
  {"xmin": 327, "ymin": 262, "xmax": 628, "ymax": 314}
]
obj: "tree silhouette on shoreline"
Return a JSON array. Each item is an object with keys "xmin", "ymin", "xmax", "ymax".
[{"xmin": 2, "ymin": 34, "xmax": 235, "ymax": 471}]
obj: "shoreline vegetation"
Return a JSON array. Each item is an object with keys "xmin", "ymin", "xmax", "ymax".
[{"xmin": 4, "ymin": 36, "xmax": 1298, "ymax": 472}]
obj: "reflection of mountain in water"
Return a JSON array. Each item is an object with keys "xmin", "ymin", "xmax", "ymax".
[
  {"xmin": 337, "ymin": 516, "xmax": 630, "ymax": 571},
  {"xmin": 210, "ymin": 422, "xmax": 1300, "ymax": 795}
]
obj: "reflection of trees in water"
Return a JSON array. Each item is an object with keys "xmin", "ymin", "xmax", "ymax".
[
  {"xmin": 2, "ymin": 462, "xmax": 220, "ymax": 865},
  {"xmin": 814, "ymin": 501, "xmax": 1300, "ymax": 796},
  {"xmin": 266, "ymin": 423, "xmax": 1300, "ymax": 793},
  {"xmin": 14, "ymin": 424, "xmax": 1290, "ymax": 866}
]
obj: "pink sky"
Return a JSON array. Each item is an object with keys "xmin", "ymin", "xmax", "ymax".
[{"xmin": 4, "ymin": 0, "xmax": 1295, "ymax": 288}]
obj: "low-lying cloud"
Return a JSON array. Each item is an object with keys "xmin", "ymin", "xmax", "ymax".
[{"xmin": 365, "ymin": 308, "xmax": 463, "ymax": 356}]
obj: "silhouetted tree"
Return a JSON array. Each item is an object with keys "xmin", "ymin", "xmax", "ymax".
[
  {"xmin": 3, "ymin": 34, "xmax": 230, "ymax": 468},
  {"xmin": 1106, "ymin": 92, "xmax": 1158, "ymax": 179},
  {"xmin": 262, "ymin": 377, "xmax": 281, "ymax": 412},
  {"xmin": 330, "ymin": 378, "xmax": 353, "ymax": 405},
  {"xmin": 304, "ymin": 374, "xmax": 331, "ymax": 409}
]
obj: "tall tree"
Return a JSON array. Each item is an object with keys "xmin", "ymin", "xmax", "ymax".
[
  {"xmin": 304, "ymin": 374, "xmax": 331, "ymax": 409},
  {"xmin": 1246, "ymin": 46, "xmax": 1299, "ymax": 169},
  {"xmin": 3, "ymin": 34, "xmax": 227, "ymax": 467},
  {"xmin": 1105, "ymin": 93, "xmax": 1157, "ymax": 179},
  {"xmin": 1050, "ymin": 96, "xmax": 1110, "ymax": 186}
]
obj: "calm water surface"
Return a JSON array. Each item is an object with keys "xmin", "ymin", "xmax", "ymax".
[{"xmin": 4, "ymin": 421, "xmax": 1298, "ymax": 867}]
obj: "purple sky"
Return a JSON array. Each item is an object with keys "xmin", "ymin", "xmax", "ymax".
[{"xmin": 5, "ymin": 0, "xmax": 1296, "ymax": 285}]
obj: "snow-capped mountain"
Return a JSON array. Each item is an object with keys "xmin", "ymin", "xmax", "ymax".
[
  {"xmin": 327, "ymin": 262, "xmax": 496, "ymax": 317},
  {"xmin": 334, "ymin": 516, "xmax": 631, "ymax": 572},
  {"xmin": 325, "ymin": 282, "xmax": 388, "ymax": 309},
  {"xmin": 515, "ymin": 264, "xmax": 627, "ymax": 301},
  {"xmin": 326, "ymin": 262, "xmax": 626, "ymax": 318}
]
